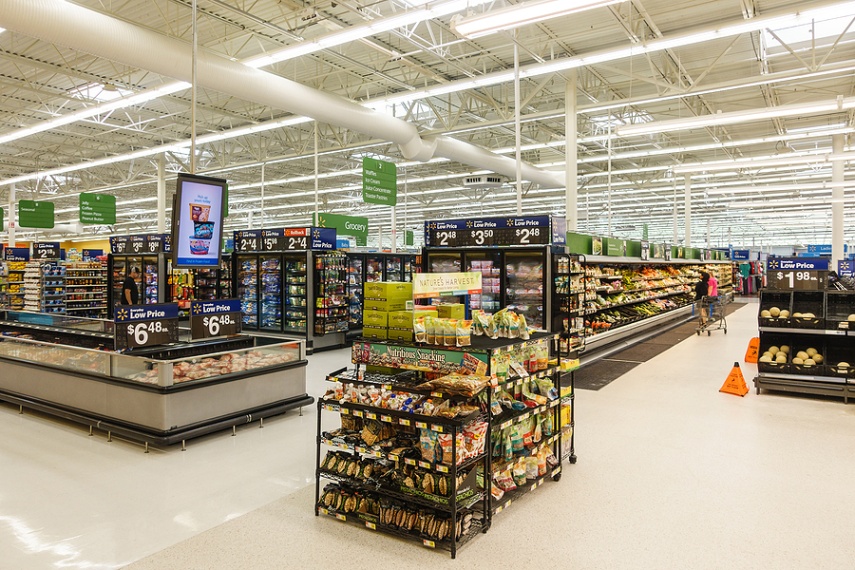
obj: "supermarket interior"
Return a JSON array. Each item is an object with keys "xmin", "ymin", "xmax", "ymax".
[{"xmin": 1, "ymin": 0, "xmax": 855, "ymax": 568}]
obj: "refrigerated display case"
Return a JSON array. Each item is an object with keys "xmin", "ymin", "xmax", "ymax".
[
  {"xmin": 365, "ymin": 254, "xmax": 384, "ymax": 283},
  {"xmin": 236, "ymin": 254, "xmax": 259, "ymax": 328},
  {"xmin": 260, "ymin": 254, "xmax": 283, "ymax": 332},
  {"xmin": 314, "ymin": 252, "xmax": 348, "ymax": 335},
  {"xmin": 423, "ymin": 247, "xmax": 550, "ymax": 329},
  {"xmin": 108, "ymin": 253, "xmax": 167, "ymax": 316},
  {"xmin": 345, "ymin": 254, "xmax": 364, "ymax": 328},
  {"xmin": 284, "ymin": 254, "xmax": 308, "ymax": 334},
  {"xmin": 218, "ymin": 255, "xmax": 232, "ymax": 298}
]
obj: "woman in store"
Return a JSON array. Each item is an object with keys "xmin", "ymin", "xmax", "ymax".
[{"xmin": 695, "ymin": 271, "xmax": 710, "ymax": 324}]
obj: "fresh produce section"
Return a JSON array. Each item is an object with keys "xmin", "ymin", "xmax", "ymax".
[{"xmin": 316, "ymin": 332, "xmax": 574, "ymax": 558}]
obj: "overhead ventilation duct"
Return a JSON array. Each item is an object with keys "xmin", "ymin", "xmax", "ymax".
[{"xmin": 0, "ymin": 0, "xmax": 564, "ymax": 188}]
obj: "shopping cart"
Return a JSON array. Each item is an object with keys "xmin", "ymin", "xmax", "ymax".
[{"xmin": 696, "ymin": 295, "xmax": 727, "ymax": 335}]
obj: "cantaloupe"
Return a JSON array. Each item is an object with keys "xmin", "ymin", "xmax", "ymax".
[
  {"xmin": 768, "ymin": 346, "xmax": 779, "ymax": 355},
  {"xmin": 762, "ymin": 352, "xmax": 772, "ymax": 359},
  {"xmin": 804, "ymin": 358, "xmax": 816, "ymax": 366},
  {"xmin": 813, "ymin": 354, "xmax": 824, "ymax": 364},
  {"xmin": 776, "ymin": 355, "xmax": 788, "ymax": 364},
  {"xmin": 848, "ymin": 314, "xmax": 855, "ymax": 322},
  {"xmin": 769, "ymin": 307, "xmax": 781, "ymax": 317},
  {"xmin": 793, "ymin": 312, "xmax": 803, "ymax": 318},
  {"xmin": 806, "ymin": 348, "xmax": 818, "ymax": 357},
  {"xmin": 759, "ymin": 355, "xmax": 773, "ymax": 363},
  {"xmin": 796, "ymin": 351, "xmax": 809, "ymax": 360},
  {"xmin": 838, "ymin": 362, "xmax": 850, "ymax": 369},
  {"xmin": 792, "ymin": 357, "xmax": 804, "ymax": 365},
  {"xmin": 802, "ymin": 312, "xmax": 816, "ymax": 319},
  {"xmin": 760, "ymin": 310, "xmax": 771, "ymax": 318},
  {"xmin": 780, "ymin": 345, "xmax": 790, "ymax": 354},
  {"xmin": 780, "ymin": 310, "xmax": 790, "ymax": 318}
]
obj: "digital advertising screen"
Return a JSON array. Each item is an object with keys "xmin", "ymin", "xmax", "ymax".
[{"xmin": 171, "ymin": 173, "xmax": 227, "ymax": 268}]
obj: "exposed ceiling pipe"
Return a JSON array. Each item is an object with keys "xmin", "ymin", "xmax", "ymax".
[{"xmin": 0, "ymin": 0, "xmax": 563, "ymax": 187}]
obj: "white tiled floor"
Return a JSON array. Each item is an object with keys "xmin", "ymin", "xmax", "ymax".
[{"xmin": 3, "ymin": 302, "xmax": 855, "ymax": 569}]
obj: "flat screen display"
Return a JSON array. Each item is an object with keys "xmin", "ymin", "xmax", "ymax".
[{"xmin": 171, "ymin": 173, "xmax": 227, "ymax": 268}]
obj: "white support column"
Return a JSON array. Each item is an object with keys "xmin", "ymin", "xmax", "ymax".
[
  {"xmin": 832, "ymin": 133, "xmax": 844, "ymax": 266},
  {"xmin": 514, "ymin": 38, "xmax": 522, "ymax": 216},
  {"xmin": 260, "ymin": 162, "xmax": 266, "ymax": 228},
  {"xmin": 314, "ymin": 122, "xmax": 319, "ymax": 221},
  {"xmin": 684, "ymin": 174, "xmax": 692, "ymax": 247},
  {"xmin": 157, "ymin": 154, "xmax": 166, "ymax": 233},
  {"xmin": 565, "ymin": 71, "xmax": 578, "ymax": 231},
  {"xmin": 391, "ymin": 206, "xmax": 397, "ymax": 254},
  {"xmin": 8, "ymin": 184, "xmax": 15, "ymax": 247},
  {"xmin": 672, "ymin": 177, "xmax": 678, "ymax": 245}
]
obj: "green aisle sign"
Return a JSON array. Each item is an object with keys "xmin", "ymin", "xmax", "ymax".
[
  {"xmin": 362, "ymin": 157, "xmax": 397, "ymax": 206},
  {"xmin": 18, "ymin": 200, "xmax": 55, "ymax": 229},
  {"xmin": 79, "ymin": 193, "xmax": 116, "ymax": 224},
  {"xmin": 0, "ymin": 207, "xmax": 4, "ymax": 231},
  {"xmin": 405, "ymin": 230, "xmax": 414, "ymax": 246},
  {"xmin": 314, "ymin": 212, "xmax": 368, "ymax": 246}
]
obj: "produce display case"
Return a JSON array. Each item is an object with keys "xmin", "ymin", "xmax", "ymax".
[
  {"xmin": 824, "ymin": 291, "xmax": 855, "ymax": 331},
  {"xmin": 790, "ymin": 291, "xmax": 824, "ymax": 329},
  {"xmin": 758, "ymin": 290, "xmax": 792, "ymax": 328},
  {"xmin": 315, "ymin": 332, "xmax": 574, "ymax": 558},
  {"xmin": 0, "ymin": 310, "xmax": 312, "ymax": 445}
]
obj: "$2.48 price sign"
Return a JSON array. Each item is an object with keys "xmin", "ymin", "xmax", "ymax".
[{"xmin": 189, "ymin": 299, "xmax": 242, "ymax": 339}]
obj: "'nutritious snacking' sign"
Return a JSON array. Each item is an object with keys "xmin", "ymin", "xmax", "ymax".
[{"xmin": 352, "ymin": 342, "xmax": 488, "ymax": 375}]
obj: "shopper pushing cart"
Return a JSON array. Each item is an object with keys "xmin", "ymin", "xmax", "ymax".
[{"xmin": 694, "ymin": 271, "xmax": 727, "ymax": 335}]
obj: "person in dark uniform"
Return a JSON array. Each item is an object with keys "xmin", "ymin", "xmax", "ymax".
[
  {"xmin": 695, "ymin": 271, "xmax": 710, "ymax": 324},
  {"xmin": 122, "ymin": 267, "xmax": 140, "ymax": 305}
]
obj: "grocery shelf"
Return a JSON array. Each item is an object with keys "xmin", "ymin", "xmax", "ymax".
[{"xmin": 490, "ymin": 464, "xmax": 562, "ymax": 515}]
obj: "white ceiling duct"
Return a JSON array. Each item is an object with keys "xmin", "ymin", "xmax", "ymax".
[{"xmin": 0, "ymin": 0, "xmax": 563, "ymax": 188}]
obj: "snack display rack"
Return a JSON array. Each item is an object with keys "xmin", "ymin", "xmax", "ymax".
[
  {"xmin": 65, "ymin": 261, "xmax": 108, "ymax": 318},
  {"xmin": 754, "ymin": 288, "xmax": 855, "ymax": 402},
  {"xmin": 552, "ymin": 253, "xmax": 586, "ymax": 357},
  {"xmin": 315, "ymin": 332, "xmax": 574, "ymax": 558},
  {"xmin": 23, "ymin": 261, "xmax": 66, "ymax": 314}
]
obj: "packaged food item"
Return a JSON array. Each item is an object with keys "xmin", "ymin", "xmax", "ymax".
[
  {"xmin": 510, "ymin": 425, "xmax": 524, "ymax": 453},
  {"xmin": 419, "ymin": 429, "xmax": 438, "ymax": 462},
  {"xmin": 519, "ymin": 313, "xmax": 531, "ymax": 340},
  {"xmin": 456, "ymin": 319, "xmax": 473, "ymax": 347},
  {"xmin": 513, "ymin": 457, "xmax": 528, "ymax": 486},
  {"xmin": 537, "ymin": 449, "xmax": 548, "ymax": 477},
  {"xmin": 495, "ymin": 468, "xmax": 517, "ymax": 492},
  {"xmin": 443, "ymin": 319, "xmax": 458, "ymax": 346},
  {"xmin": 425, "ymin": 316, "xmax": 436, "ymax": 344},
  {"xmin": 526, "ymin": 455, "xmax": 539, "ymax": 479},
  {"xmin": 190, "ymin": 203, "xmax": 211, "ymax": 222},
  {"xmin": 508, "ymin": 312, "xmax": 520, "ymax": 338},
  {"xmin": 414, "ymin": 316, "xmax": 427, "ymax": 343},
  {"xmin": 193, "ymin": 222, "xmax": 215, "ymax": 239}
]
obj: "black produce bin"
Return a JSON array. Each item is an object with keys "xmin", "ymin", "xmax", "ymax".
[
  {"xmin": 824, "ymin": 337, "xmax": 855, "ymax": 380},
  {"xmin": 789, "ymin": 338, "xmax": 825, "ymax": 375},
  {"xmin": 757, "ymin": 332, "xmax": 792, "ymax": 374},
  {"xmin": 790, "ymin": 291, "xmax": 824, "ymax": 329},
  {"xmin": 758, "ymin": 291, "xmax": 791, "ymax": 328},
  {"xmin": 825, "ymin": 291, "xmax": 855, "ymax": 331}
]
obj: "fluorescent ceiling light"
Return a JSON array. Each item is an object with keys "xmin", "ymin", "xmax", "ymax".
[
  {"xmin": 617, "ymin": 96, "xmax": 855, "ymax": 137},
  {"xmin": 674, "ymin": 150, "xmax": 855, "ymax": 173},
  {"xmin": 452, "ymin": 0, "xmax": 625, "ymax": 38},
  {"xmin": 246, "ymin": 0, "xmax": 491, "ymax": 68}
]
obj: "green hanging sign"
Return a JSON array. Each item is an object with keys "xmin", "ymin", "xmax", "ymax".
[
  {"xmin": 0, "ymin": 207, "xmax": 4, "ymax": 232},
  {"xmin": 18, "ymin": 200, "xmax": 55, "ymax": 229},
  {"xmin": 362, "ymin": 157, "xmax": 397, "ymax": 206},
  {"xmin": 405, "ymin": 230, "xmax": 414, "ymax": 246},
  {"xmin": 79, "ymin": 193, "xmax": 117, "ymax": 225},
  {"xmin": 314, "ymin": 212, "xmax": 369, "ymax": 247}
]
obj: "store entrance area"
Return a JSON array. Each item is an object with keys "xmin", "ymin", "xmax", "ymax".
[{"xmin": 2, "ymin": 301, "xmax": 854, "ymax": 569}]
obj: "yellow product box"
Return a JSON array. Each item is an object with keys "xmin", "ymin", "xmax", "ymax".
[
  {"xmin": 560, "ymin": 403, "xmax": 572, "ymax": 427},
  {"xmin": 560, "ymin": 384, "xmax": 573, "ymax": 398},
  {"xmin": 561, "ymin": 358, "xmax": 580, "ymax": 372},
  {"xmin": 414, "ymin": 306, "xmax": 439, "ymax": 317},
  {"xmin": 388, "ymin": 310, "xmax": 414, "ymax": 329},
  {"xmin": 363, "ymin": 298, "xmax": 407, "ymax": 312},
  {"xmin": 362, "ymin": 310, "xmax": 389, "ymax": 328},
  {"xmin": 363, "ymin": 282, "xmax": 413, "ymax": 300},
  {"xmin": 436, "ymin": 303, "xmax": 465, "ymax": 320},
  {"xmin": 387, "ymin": 328, "xmax": 414, "ymax": 342},
  {"xmin": 361, "ymin": 326, "xmax": 388, "ymax": 340}
]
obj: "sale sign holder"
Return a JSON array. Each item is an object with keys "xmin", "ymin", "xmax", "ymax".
[
  {"xmin": 114, "ymin": 303, "xmax": 179, "ymax": 351},
  {"xmin": 189, "ymin": 299, "xmax": 242, "ymax": 340}
]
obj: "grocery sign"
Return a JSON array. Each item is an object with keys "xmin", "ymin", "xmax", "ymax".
[
  {"xmin": 314, "ymin": 212, "xmax": 368, "ymax": 246},
  {"xmin": 79, "ymin": 193, "xmax": 117, "ymax": 225},
  {"xmin": 362, "ymin": 157, "xmax": 397, "ymax": 206},
  {"xmin": 18, "ymin": 200, "xmax": 54, "ymax": 229},
  {"xmin": 352, "ymin": 341, "xmax": 488, "ymax": 375}
]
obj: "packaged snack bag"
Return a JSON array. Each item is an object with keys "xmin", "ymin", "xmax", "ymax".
[
  {"xmin": 443, "ymin": 319, "xmax": 458, "ymax": 346},
  {"xmin": 414, "ymin": 316, "xmax": 427, "ymax": 343},
  {"xmin": 425, "ymin": 316, "xmax": 436, "ymax": 344},
  {"xmin": 456, "ymin": 319, "xmax": 473, "ymax": 347}
]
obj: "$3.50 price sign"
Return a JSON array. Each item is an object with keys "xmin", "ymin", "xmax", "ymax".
[
  {"xmin": 114, "ymin": 303, "xmax": 179, "ymax": 350},
  {"xmin": 189, "ymin": 299, "xmax": 242, "ymax": 339}
]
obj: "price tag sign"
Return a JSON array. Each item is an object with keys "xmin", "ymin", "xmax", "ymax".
[
  {"xmin": 129, "ymin": 235, "xmax": 146, "ymax": 254},
  {"xmin": 766, "ymin": 258, "xmax": 829, "ymax": 290},
  {"xmin": 283, "ymin": 228, "xmax": 310, "ymax": 250},
  {"xmin": 261, "ymin": 229, "xmax": 286, "ymax": 251},
  {"xmin": 233, "ymin": 230, "xmax": 262, "ymax": 252},
  {"xmin": 145, "ymin": 234, "xmax": 164, "ymax": 253},
  {"xmin": 189, "ymin": 299, "xmax": 242, "ymax": 339},
  {"xmin": 114, "ymin": 303, "xmax": 179, "ymax": 350},
  {"xmin": 33, "ymin": 242, "xmax": 60, "ymax": 259},
  {"xmin": 110, "ymin": 236, "xmax": 130, "ymax": 254},
  {"xmin": 424, "ymin": 216, "xmax": 552, "ymax": 247}
]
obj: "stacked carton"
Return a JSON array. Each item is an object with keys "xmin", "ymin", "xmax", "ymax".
[{"xmin": 362, "ymin": 282, "xmax": 413, "ymax": 340}]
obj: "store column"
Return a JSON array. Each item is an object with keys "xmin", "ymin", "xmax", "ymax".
[
  {"xmin": 832, "ymin": 134, "xmax": 844, "ymax": 265},
  {"xmin": 157, "ymin": 154, "xmax": 166, "ymax": 233},
  {"xmin": 684, "ymin": 174, "xmax": 692, "ymax": 247},
  {"xmin": 8, "ymin": 183, "xmax": 15, "ymax": 247},
  {"xmin": 565, "ymin": 71, "xmax": 578, "ymax": 231}
]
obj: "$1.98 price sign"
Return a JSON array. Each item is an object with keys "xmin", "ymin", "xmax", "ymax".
[
  {"xmin": 114, "ymin": 303, "xmax": 179, "ymax": 350},
  {"xmin": 189, "ymin": 299, "xmax": 242, "ymax": 339},
  {"xmin": 767, "ymin": 270, "xmax": 824, "ymax": 291}
]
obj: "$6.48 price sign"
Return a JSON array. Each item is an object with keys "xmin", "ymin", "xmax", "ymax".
[
  {"xmin": 127, "ymin": 321, "xmax": 165, "ymax": 346},
  {"xmin": 190, "ymin": 300, "xmax": 242, "ymax": 339},
  {"xmin": 202, "ymin": 313, "xmax": 235, "ymax": 336}
]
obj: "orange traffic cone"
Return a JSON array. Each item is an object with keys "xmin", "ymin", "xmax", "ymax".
[
  {"xmin": 720, "ymin": 362, "xmax": 749, "ymax": 397},
  {"xmin": 744, "ymin": 337, "xmax": 760, "ymax": 363}
]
